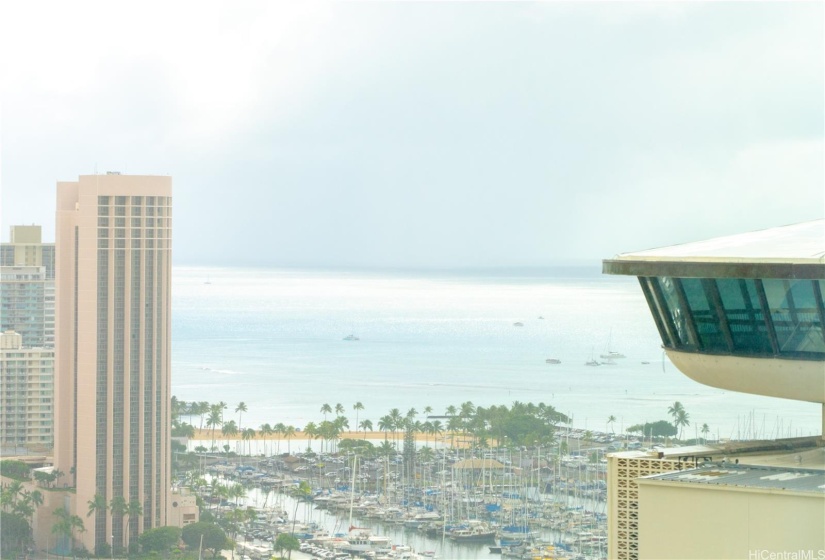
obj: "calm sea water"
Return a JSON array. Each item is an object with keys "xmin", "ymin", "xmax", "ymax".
[{"xmin": 171, "ymin": 266, "xmax": 821, "ymax": 441}]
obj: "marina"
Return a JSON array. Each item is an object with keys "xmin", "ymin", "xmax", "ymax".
[{"xmin": 179, "ymin": 430, "xmax": 614, "ymax": 560}]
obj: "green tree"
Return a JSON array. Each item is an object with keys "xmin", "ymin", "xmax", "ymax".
[
  {"xmin": 241, "ymin": 427, "xmax": 256, "ymax": 456},
  {"xmin": 289, "ymin": 481, "xmax": 313, "ymax": 538},
  {"xmin": 352, "ymin": 402, "xmax": 364, "ymax": 434},
  {"xmin": 181, "ymin": 522, "xmax": 228, "ymax": 558},
  {"xmin": 701, "ymin": 423, "xmax": 710, "ymax": 443},
  {"xmin": 51, "ymin": 506, "xmax": 85, "ymax": 554},
  {"xmin": 1, "ymin": 511, "xmax": 31, "ymax": 557},
  {"xmin": 320, "ymin": 403, "xmax": 332, "ymax": 421},
  {"xmin": 138, "ymin": 526, "xmax": 181, "ymax": 557},
  {"xmin": 283, "ymin": 425, "xmax": 297, "ymax": 455},
  {"xmin": 275, "ymin": 532, "xmax": 300, "ymax": 559},
  {"xmin": 0, "ymin": 460, "xmax": 31, "ymax": 480},
  {"xmin": 674, "ymin": 409, "xmax": 691, "ymax": 440},
  {"xmin": 235, "ymin": 401, "xmax": 248, "ymax": 434},
  {"xmin": 259, "ymin": 423, "xmax": 274, "ymax": 456},
  {"xmin": 86, "ymin": 493, "xmax": 107, "ymax": 520},
  {"xmin": 607, "ymin": 415, "xmax": 617, "ymax": 434},
  {"xmin": 667, "ymin": 401, "xmax": 685, "ymax": 424},
  {"xmin": 359, "ymin": 419, "xmax": 373, "ymax": 439}
]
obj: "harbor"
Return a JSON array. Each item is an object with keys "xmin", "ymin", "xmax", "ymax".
[{"xmin": 180, "ymin": 428, "xmax": 613, "ymax": 560}]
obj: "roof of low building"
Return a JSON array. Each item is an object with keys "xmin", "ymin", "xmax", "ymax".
[
  {"xmin": 639, "ymin": 463, "xmax": 825, "ymax": 495},
  {"xmin": 452, "ymin": 458, "xmax": 505, "ymax": 469}
]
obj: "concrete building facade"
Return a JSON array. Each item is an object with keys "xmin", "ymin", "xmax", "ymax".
[
  {"xmin": 1, "ymin": 225, "xmax": 55, "ymax": 348},
  {"xmin": 55, "ymin": 173, "xmax": 173, "ymax": 554},
  {"xmin": 0, "ymin": 331, "xmax": 55, "ymax": 453}
]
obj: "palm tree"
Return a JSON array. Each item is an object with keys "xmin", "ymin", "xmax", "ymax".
[
  {"xmin": 206, "ymin": 408, "xmax": 223, "ymax": 451},
  {"xmin": 377, "ymin": 415, "xmax": 393, "ymax": 443},
  {"xmin": 423, "ymin": 405, "xmax": 433, "ymax": 417},
  {"xmin": 335, "ymin": 403, "xmax": 345, "ymax": 417},
  {"xmin": 303, "ymin": 423, "xmax": 318, "ymax": 451},
  {"xmin": 235, "ymin": 401, "xmax": 248, "ymax": 434},
  {"xmin": 359, "ymin": 419, "xmax": 373, "ymax": 439},
  {"xmin": 259, "ymin": 423, "xmax": 274, "ymax": 456},
  {"xmin": 675, "ymin": 409, "xmax": 691, "ymax": 440},
  {"xmin": 284, "ymin": 425, "xmax": 297, "ymax": 455},
  {"xmin": 607, "ymin": 415, "xmax": 617, "ymax": 434},
  {"xmin": 667, "ymin": 401, "xmax": 685, "ymax": 424},
  {"xmin": 273, "ymin": 422, "xmax": 286, "ymax": 455},
  {"xmin": 126, "ymin": 500, "xmax": 143, "ymax": 543},
  {"xmin": 222, "ymin": 420, "xmax": 238, "ymax": 438},
  {"xmin": 52, "ymin": 507, "xmax": 85, "ymax": 553},
  {"xmin": 242, "ymin": 428, "xmax": 257, "ymax": 456},
  {"xmin": 87, "ymin": 493, "xmax": 107, "ymax": 518},
  {"xmin": 320, "ymin": 403, "xmax": 332, "ymax": 421},
  {"xmin": 353, "ymin": 402, "xmax": 364, "ymax": 432},
  {"xmin": 388, "ymin": 408, "xmax": 403, "ymax": 446},
  {"xmin": 430, "ymin": 420, "xmax": 444, "ymax": 448},
  {"xmin": 197, "ymin": 401, "xmax": 209, "ymax": 432},
  {"xmin": 109, "ymin": 495, "xmax": 127, "ymax": 552},
  {"xmin": 290, "ymin": 480, "xmax": 313, "ymax": 549}
]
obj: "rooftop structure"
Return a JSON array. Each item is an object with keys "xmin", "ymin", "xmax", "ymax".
[{"xmin": 604, "ymin": 220, "xmax": 825, "ymax": 415}]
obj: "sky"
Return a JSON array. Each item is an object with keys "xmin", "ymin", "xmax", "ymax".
[{"xmin": 1, "ymin": 1, "xmax": 822, "ymax": 268}]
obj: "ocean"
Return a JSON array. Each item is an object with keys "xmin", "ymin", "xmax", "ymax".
[{"xmin": 171, "ymin": 266, "xmax": 821, "ymax": 442}]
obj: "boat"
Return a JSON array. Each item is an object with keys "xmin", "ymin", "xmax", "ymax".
[
  {"xmin": 545, "ymin": 359, "xmax": 561, "ymax": 364},
  {"xmin": 599, "ymin": 351, "xmax": 626, "ymax": 360},
  {"xmin": 343, "ymin": 334, "xmax": 360, "ymax": 341},
  {"xmin": 342, "ymin": 528, "xmax": 393, "ymax": 553},
  {"xmin": 449, "ymin": 522, "xmax": 496, "ymax": 541},
  {"xmin": 585, "ymin": 360, "xmax": 600, "ymax": 366},
  {"xmin": 513, "ymin": 322, "xmax": 524, "ymax": 327}
]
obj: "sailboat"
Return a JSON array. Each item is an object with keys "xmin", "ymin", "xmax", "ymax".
[{"xmin": 599, "ymin": 330, "xmax": 625, "ymax": 360}]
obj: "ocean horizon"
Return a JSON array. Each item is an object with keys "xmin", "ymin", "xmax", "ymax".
[{"xmin": 171, "ymin": 265, "xmax": 821, "ymax": 443}]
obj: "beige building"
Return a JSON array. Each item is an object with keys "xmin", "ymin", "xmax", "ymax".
[
  {"xmin": 0, "ymin": 331, "xmax": 54, "ymax": 453},
  {"xmin": 638, "ymin": 464, "xmax": 825, "ymax": 559},
  {"xmin": 55, "ymin": 173, "xmax": 173, "ymax": 555}
]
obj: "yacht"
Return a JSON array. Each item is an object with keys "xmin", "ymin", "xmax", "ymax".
[{"xmin": 343, "ymin": 334, "xmax": 360, "ymax": 341}]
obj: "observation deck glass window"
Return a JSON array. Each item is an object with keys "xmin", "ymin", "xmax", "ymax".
[
  {"xmin": 681, "ymin": 279, "xmax": 727, "ymax": 351},
  {"xmin": 656, "ymin": 277, "xmax": 696, "ymax": 349},
  {"xmin": 716, "ymin": 279, "xmax": 773, "ymax": 354},
  {"xmin": 763, "ymin": 279, "xmax": 825, "ymax": 354}
]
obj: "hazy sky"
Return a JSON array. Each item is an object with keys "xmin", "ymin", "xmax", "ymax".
[{"xmin": 1, "ymin": 2, "xmax": 822, "ymax": 267}]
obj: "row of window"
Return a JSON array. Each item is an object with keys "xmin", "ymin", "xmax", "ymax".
[
  {"xmin": 640, "ymin": 277, "xmax": 825, "ymax": 359},
  {"xmin": 98, "ymin": 196, "xmax": 171, "ymax": 206}
]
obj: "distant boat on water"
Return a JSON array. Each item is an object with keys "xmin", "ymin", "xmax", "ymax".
[
  {"xmin": 545, "ymin": 358, "xmax": 561, "ymax": 364},
  {"xmin": 513, "ymin": 322, "xmax": 524, "ymax": 327},
  {"xmin": 585, "ymin": 359, "xmax": 600, "ymax": 366},
  {"xmin": 343, "ymin": 334, "xmax": 360, "ymax": 341}
]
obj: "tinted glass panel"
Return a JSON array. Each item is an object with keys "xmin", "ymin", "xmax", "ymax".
[
  {"xmin": 716, "ymin": 279, "xmax": 773, "ymax": 354},
  {"xmin": 681, "ymin": 279, "xmax": 727, "ymax": 351},
  {"xmin": 656, "ymin": 277, "xmax": 695, "ymax": 348},
  {"xmin": 762, "ymin": 279, "xmax": 825, "ymax": 354}
]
